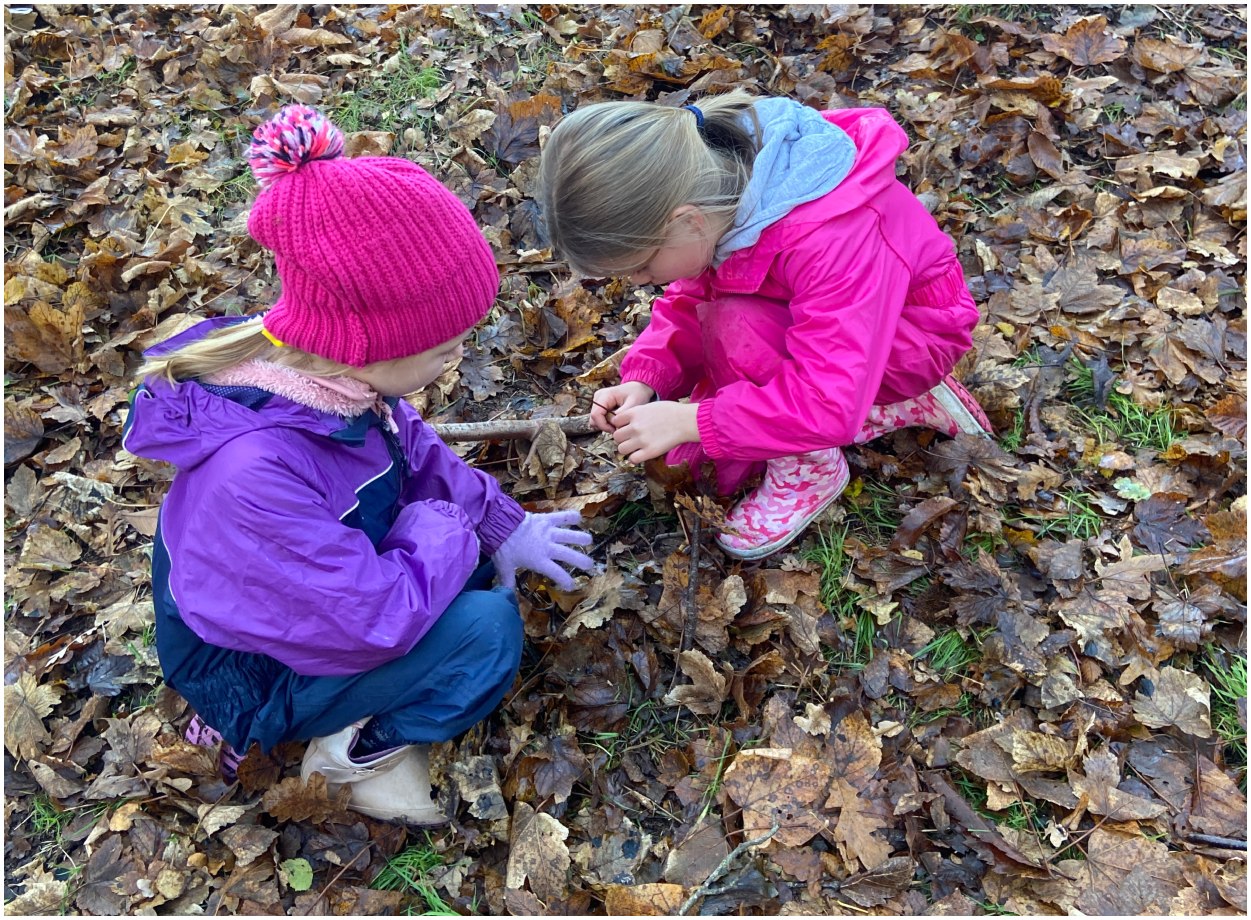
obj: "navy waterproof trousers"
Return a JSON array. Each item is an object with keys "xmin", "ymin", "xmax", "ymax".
[{"xmin": 157, "ymin": 562, "xmax": 523, "ymax": 754}]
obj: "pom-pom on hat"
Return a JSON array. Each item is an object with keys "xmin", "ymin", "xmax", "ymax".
[{"xmin": 246, "ymin": 105, "xmax": 499, "ymax": 367}]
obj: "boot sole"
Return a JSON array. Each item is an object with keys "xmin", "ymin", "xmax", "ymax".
[
  {"xmin": 716, "ymin": 465, "xmax": 850, "ymax": 561},
  {"xmin": 932, "ymin": 380, "xmax": 992, "ymax": 437},
  {"xmin": 349, "ymin": 802, "xmax": 450, "ymax": 827}
]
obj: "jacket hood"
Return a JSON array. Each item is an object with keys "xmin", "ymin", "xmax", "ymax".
[
  {"xmin": 122, "ymin": 317, "xmax": 346, "ymax": 470},
  {"xmin": 714, "ymin": 98, "xmax": 857, "ymax": 264}
]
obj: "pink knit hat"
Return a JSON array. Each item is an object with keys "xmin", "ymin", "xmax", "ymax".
[{"xmin": 246, "ymin": 105, "xmax": 499, "ymax": 367}]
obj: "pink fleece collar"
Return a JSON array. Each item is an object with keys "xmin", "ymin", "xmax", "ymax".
[{"xmin": 205, "ymin": 360, "xmax": 398, "ymax": 431}]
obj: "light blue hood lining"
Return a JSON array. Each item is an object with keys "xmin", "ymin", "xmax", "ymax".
[{"xmin": 713, "ymin": 98, "xmax": 857, "ymax": 265}]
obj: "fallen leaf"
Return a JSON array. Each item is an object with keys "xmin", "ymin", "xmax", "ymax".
[{"xmin": 1133, "ymin": 666, "xmax": 1212, "ymax": 738}]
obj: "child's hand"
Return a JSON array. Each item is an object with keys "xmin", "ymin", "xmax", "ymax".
[
  {"xmin": 590, "ymin": 381, "xmax": 656, "ymax": 433},
  {"xmin": 611, "ymin": 401, "xmax": 700, "ymax": 464},
  {"xmin": 492, "ymin": 510, "xmax": 594, "ymax": 591}
]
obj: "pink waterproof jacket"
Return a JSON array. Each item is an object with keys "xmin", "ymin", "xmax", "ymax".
[{"xmin": 618, "ymin": 107, "xmax": 979, "ymax": 462}]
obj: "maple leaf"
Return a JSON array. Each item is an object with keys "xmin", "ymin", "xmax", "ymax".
[
  {"xmin": 506, "ymin": 801, "xmax": 572, "ymax": 902},
  {"xmin": 4, "ymin": 673, "xmax": 62, "ymax": 760},
  {"xmin": 723, "ymin": 747, "xmax": 832, "ymax": 847},
  {"xmin": 262, "ymin": 773, "xmax": 350, "ymax": 824},
  {"xmin": 1133, "ymin": 666, "xmax": 1213, "ymax": 738},
  {"xmin": 664, "ymin": 649, "xmax": 728, "ymax": 716},
  {"xmin": 1041, "ymin": 16, "xmax": 1128, "ymax": 66},
  {"xmin": 1069, "ymin": 748, "xmax": 1167, "ymax": 820}
]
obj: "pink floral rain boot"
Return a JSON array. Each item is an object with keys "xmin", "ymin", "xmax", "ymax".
[
  {"xmin": 716, "ymin": 447, "xmax": 851, "ymax": 560},
  {"xmin": 186, "ymin": 714, "xmax": 245, "ymax": 782},
  {"xmin": 856, "ymin": 376, "xmax": 992, "ymax": 443}
]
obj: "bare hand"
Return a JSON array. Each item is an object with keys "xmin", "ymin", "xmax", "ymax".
[
  {"xmin": 611, "ymin": 401, "xmax": 701, "ymax": 464},
  {"xmin": 590, "ymin": 381, "xmax": 656, "ymax": 433}
]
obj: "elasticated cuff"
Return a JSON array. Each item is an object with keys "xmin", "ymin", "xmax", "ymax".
[{"xmin": 475, "ymin": 496, "xmax": 526, "ymax": 556}]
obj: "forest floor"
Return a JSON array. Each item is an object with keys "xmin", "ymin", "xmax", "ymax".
[{"xmin": 3, "ymin": 4, "xmax": 1247, "ymax": 916}]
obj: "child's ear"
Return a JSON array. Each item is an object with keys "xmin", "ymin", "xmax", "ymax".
[{"xmin": 668, "ymin": 204, "xmax": 707, "ymax": 237}]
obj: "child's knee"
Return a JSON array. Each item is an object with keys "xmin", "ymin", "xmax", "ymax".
[{"xmin": 449, "ymin": 589, "xmax": 523, "ymax": 673}]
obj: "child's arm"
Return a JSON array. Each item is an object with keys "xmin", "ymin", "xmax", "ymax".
[
  {"xmin": 396, "ymin": 402, "xmax": 525, "ymax": 554},
  {"xmin": 171, "ymin": 458, "xmax": 483, "ymax": 676},
  {"xmin": 617, "ymin": 274, "xmax": 712, "ymax": 400},
  {"xmin": 697, "ymin": 210, "xmax": 912, "ymax": 460}
]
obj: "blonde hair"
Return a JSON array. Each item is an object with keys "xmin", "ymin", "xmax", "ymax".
[
  {"xmin": 139, "ymin": 318, "xmax": 352, "ymax": 383},
  {"xmin": 537, "ymin": 89, "xmax": 759, "ymax": 277}
]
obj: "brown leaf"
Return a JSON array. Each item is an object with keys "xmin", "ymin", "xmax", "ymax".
[
  {"xmin": 1206, "ymin": 394, "xmax": 1247, "ymax": 441},
  {"xmin": 1132, "ymin": 35, "xmax": 1206, "ymax": 73},
  {"xmin": 1041, "ymin": 16, "xmax": 1128, "ymax": 66},
  {"xmin": 603, "ymin": 883, "xmax": 686, "ymax": 915},
  {"xmin": 826, "ymin": 711, "xmax": 882, "ymax": 791},
  {"xmin": 219, "ymin": 825, "xmax": 281, "ymax": 868},
  {"xmin": 17, "ymin": 524, "xmax": 82, "ymax": 571},
  {"xmin": 891, "ymin": 496, "xmax": 957, "ymax": 550},
  {"xmin": 1006, "ymin": 729, "xmax": 1075, "ymax": 773},
  {"xmin": 835, "ymin": 855, "xmax": 915, "ymax": 907},
  {"xmin": 1132, "ymin": 494, "xmax": 1211, "ymax": 555},
  {"xmin": 262, "ymin": 773, "xmax": 350, "ymax": 823},
  {"xmin": 1133, "ymin": 666, "xmax": 1212, "ymax": 738},
  {"xmin": 1074, "ymin": 827, "xmax": 1184, "ymax": 915},
  {"xmin": 1070, "ymin": 748, "xmax": 1167, "ymax": 820},
  {"xmin": 723, "ymin": 747, "xmax": 832, "ymax": 847},
  {"xmin": 4, "ymin": 399, "xmax": 44, "ymax": 463},
  {"xmin": 482, "ymin": 92, "xmax": 561, "ymax": 167},
  {"xmin": 74, "ymin": 833, "xmax": 137, "ymax": 915},
  {"xmin": 1188, "ymin": 756, "xmax": 1248, "ymax": 839},
  {"xmin": 825, "ymin": 777, "xmax": 893, "ymax": 870},
  {"xmin": 664, "ymin": 649, "xmax": 728, "ymax": 716},
  {"xmin": 506, "ymin": 801, "xmax": 571, "ymax": 902},
  {"xmin": 5, "ymin": 674, "xmax": 60, "ymax": 762}
]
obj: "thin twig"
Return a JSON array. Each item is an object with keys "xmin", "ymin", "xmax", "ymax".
[
  {"xmin": 302, "ymin": 842, "xmax": 373, "ymax": 915},
  {"xmin": 429, "ymin": 414, "xmax": 596, "ymax": 442},
  {"xmin": 677, "ymin": 822, "xmax": 780, "ymax": 916},
  {"xmin": 1185, "ymin": 833, "xmax": 1247, "ymax": 850},
  {"xmin": 680, "ymin": 511, "xmax": 701, "ymax": 654}
]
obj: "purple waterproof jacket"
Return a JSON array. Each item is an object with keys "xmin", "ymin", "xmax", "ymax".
[{"xmin": 123, "ymin": 318, "xmax": 524, "ymax": 676}]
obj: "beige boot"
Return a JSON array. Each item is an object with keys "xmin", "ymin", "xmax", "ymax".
[{"xmin": 300, "ymin": 720, "xmax": 448, "ymax": 826}]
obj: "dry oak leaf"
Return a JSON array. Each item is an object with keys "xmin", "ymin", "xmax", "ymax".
[
  {"xmin": 602, "ymin": 883, "xmax": 686, "ymax": 916},
  {"xmin": 1069, "ymin": 748, "xmax": 1167, "ymax": 820},
  {"xmin": 1132, "ymin": 666, "xmax": 1212, "ymax": 738},
  {"xmin": 506, "ymin": 801, "xmax": 572, "ymax": 903},
  {"xmin": 723, "ymin": 747, "xmax": 832, "ymax": 847},
  {"xmin": 664, "ymin": 649, "xmax": 729, "ymax": 716},
  {"xmin": 1041, "ymin": 16, "xmax": 1128, "ymax": 66},
  {"xmin": 262, "ymin": 772, "xmax": 350, "ymax": 823},
  {"xmin": 4, "ymin": 672, "xmax": 62, "ymax": 760}
]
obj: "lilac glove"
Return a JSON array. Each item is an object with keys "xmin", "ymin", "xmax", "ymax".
[{"xmin": 492, "ymin": 510, "xmax": 594, "ymax": 591}]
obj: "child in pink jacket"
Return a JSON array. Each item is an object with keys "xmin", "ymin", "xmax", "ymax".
[{"xmin": 538, "ymin": 90, "xmax": 992, "ymax": 560}]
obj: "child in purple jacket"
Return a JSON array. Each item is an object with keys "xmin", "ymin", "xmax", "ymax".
[
  {"xmin": 124, "ymin": 106, "xmax": 593, "ymax": 826},
  {"xmin": 538, "ymin": 90, "xmax": 993, "ymax": 561}
]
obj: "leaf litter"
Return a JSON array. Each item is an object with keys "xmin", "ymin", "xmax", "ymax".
[{"xmin": 3, "ymin": 3, "xmax": 1246, "ymax": 916}]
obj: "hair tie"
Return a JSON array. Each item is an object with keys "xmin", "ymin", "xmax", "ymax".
[
  {"xmin": 248, "ymin": 105, "xmax": 345, "ymax": 189},
  {"xmin": 260, "ymin": 326, "xmax": 287, "ymax": 348},
  {"xmin": 682, "ymin": 104, "xmax": 705, "ymax": 129}
]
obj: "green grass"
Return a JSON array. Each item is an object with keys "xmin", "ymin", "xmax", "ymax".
[
  {"xmin": 803, "ymin": 525, "xmax": 883, "ymax": 671},
  {"xmin": 1201, "ymin": 648, "xmax": 1247, "ymax": 784},
  {"xmin": 370, "ymin": 839, "xmax": 459, "ymax": 915},
  {"xmin": 30, "ymin": 794, "xmax": 73, "ymax": 841},
  {"xmin": 332, "ymin": 49, "xmax": 445, "ymax": 157},
  {"xmin": 1066, "ymin": 358, "xmax": 1179, "ymax": 452},
  {"xmin": 998, "ymin": 407, "xmax": 1026, "ymax": 452},
  {"xmin": 803, "ymin": 525, "xmax": 857, "ymax": 619},
  {"xmin": 846, "ymin": 478, "xmax": 902, "ymax": 541},
  {"xmin": 916, "ymin": 629, "xmax": 986, "ymax": 679},
  {"xmin": 1007, "ymin": 489, "xmax": 1103, "ymax": 541}
]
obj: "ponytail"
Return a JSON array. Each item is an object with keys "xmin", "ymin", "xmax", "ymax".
[{"xmin": 138, "ymin": 317, "xmax": 351, "ymax": 383}]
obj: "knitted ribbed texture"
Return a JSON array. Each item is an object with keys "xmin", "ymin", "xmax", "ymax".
[{"xmin": 247, "ymin": 110, "xmax": 499, "ymax": 367}]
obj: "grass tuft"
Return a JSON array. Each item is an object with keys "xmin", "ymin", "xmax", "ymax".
[{"xmin": 371, "ymin": 839, "xmax": 459, "ymax": 915}]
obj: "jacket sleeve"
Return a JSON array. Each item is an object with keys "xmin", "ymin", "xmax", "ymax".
[
  {"xmin": 171, "ymin": 456, "xmax": 483, "ymax": 676},
  {"xmin": 618, "ymin": 273, "xmax": 712, "ymax": 399},
  {"xmin": 697, "ymin": 209, "xmax": 911, "ymax": 461},
  {"xmin": 396, "ymin": 403, "xmax": 525, "ymax": 554}
]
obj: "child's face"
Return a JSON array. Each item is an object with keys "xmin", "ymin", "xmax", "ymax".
[
  {"xmin": 603, "ymin": 206, "xmax": 717, "ymax": 287},
  {"xmin": 348, "ymin": 334, "xmax": 466, "ymax": 397}
]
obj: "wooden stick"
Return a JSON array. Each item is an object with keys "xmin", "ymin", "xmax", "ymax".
[
  {"xmin": 677, "ymin": 823, "xmax": 779, "ymax": 916},
  {"xmin": 428, "ymin": 414, "xmax": 596, "ymax": 442},
  {"xmin": 681, "ymin": 512, "xmax": 701, "ymax": 654},
  {"xmin": 1186, "ymin": 833, "xmax": 1247, "ymax": 850}
]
